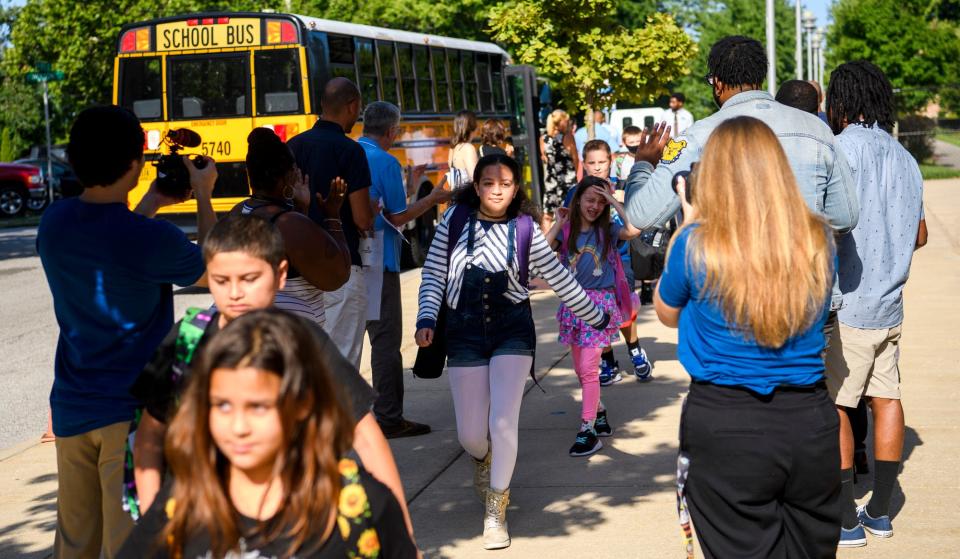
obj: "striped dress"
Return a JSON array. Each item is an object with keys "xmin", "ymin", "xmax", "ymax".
[{"xmin": 416, "ymin": 207, "xmax": 606, "ymax": 329}]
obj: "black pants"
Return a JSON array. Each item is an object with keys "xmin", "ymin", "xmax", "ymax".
[
  {"xmin": 681, "ymin": 382, "xmax": 841, "ymax": 558},
  {"xmin": 366, "ymin": 271, "xmax": 404, "ymax": 425}
]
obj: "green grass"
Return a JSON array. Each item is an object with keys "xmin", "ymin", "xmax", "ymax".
[
  {"xmin": 936, "ymin": 130, "xmax": 960, "ymax": 148},
  {"xmin": 919, "ymin": 163, "xmax": 960, "ymax": 180},
  {"xmin": 0, "ymin": 213, "xmax": 42, "ymax": 228}
]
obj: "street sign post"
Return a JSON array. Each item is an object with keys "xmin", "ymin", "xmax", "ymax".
[{"xmin": 26, "ymin": 63, "xmax": 64, "ymax": 206}]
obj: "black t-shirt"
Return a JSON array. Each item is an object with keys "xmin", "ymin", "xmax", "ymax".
[
  {"xmin": 130, "ymin": 310, "xmax": 374, "ymax": 425},
  {"xmin": 287, "ymin": 120, "xmax": 372, "ymax": 266},
  {"xmin": 119, "ymin": 466, "xmax": 417, "ymax": 559}
]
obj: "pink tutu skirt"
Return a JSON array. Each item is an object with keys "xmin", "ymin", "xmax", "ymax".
[{"xmin": 557, "ymin": 288, "xmax": 623, "ymax": 348}]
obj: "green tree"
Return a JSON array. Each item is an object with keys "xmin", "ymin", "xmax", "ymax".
[
  {"xmin": 829, "ymin": 0, "xmax": 960, "ymax": 113},
  {"xmin": 317, "ymin": 0, "xmax": 490, "ymax": 40},
  {"xmin": 489, "ymin": 0, "xmax": 696, "ymax": 137},
  {"xmin": 0, "ymin": 127, "xmax": 15, "ymax": 161},
  {"xmin": 666, "ymin": 0, "xmax": 800, "ymax": 119}
]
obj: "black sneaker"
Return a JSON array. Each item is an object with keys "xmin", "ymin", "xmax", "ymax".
[
  {"xmin": 594, "ymin": 410, "xmax": 613, "ymax": 437},
  {"xmin": 569, "ymin": 428, "xmax": 603, "ymax": 457},
  {"xmin": 379, "ymin": 419, "xmax": 431, "ymax": 439}
]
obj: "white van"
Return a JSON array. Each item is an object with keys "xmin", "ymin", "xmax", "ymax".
[{"xmin": 609, "ymin": 107, "xmax": 664, "ymax": 144}]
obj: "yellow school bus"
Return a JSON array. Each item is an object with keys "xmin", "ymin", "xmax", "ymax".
[{"xmin": 113, "ymin": 12, "xmax": 543, "ymax": 264}]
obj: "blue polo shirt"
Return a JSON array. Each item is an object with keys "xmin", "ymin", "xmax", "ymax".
[
  {"xmin": 658, "ymin": 226, "xmax": 831, "ymax": 394},
  {"xmin": 359, "ymin": 137, "xmax": 407, "ymax": 272},
  {"xmin": 37, "ymin": 198, "xmax": 204, "ymax": 436}
]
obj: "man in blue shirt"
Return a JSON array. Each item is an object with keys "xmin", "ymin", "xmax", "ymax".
[
  {"xmin": 823, "ymin": 61, "xmax": 927, "ymax": 547},
  {"xmin": 37, "ymin": 105, "xmax": 217, "ymax": 558},
  {"xmin": 360, "ymin": 101, "xmax": 452, "ymax": 438}
]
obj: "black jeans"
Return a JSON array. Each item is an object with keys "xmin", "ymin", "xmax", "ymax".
[
  {"xmin": 681, "ymin": 381, "xmax": 841, "ymax": 558},
  {"xmin": 366, "ymin": 271, "xmax": 404, "ymax": 425}
]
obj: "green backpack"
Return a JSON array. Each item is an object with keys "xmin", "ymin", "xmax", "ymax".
[{"xmin": 122, "ymin": 307, "xmax": 214, "ymax": 521}]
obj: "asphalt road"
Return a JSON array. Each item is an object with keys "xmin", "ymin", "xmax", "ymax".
[{"xmin": 0, "ymin": 226, "xmax": 209, "ymax": 450}]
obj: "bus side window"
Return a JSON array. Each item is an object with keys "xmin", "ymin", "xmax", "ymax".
[
  {"xmin": 450, "ymin": 51, "xmax": 466, "ymax": 111},
  {"xmin": 357, "ymin": 38, "xmax": 378, "ymax": 105},
  {"xmin": 328, "ymin": 34, "xmax": 356, "ymax": 82},
  {"xmin": 476, "ymin": 53, "xmax": 493, "ymax": 114},
  {"xmin": 377, "ymin": 41, "xmax": 399, "ymax": 106},
  {"xmin": 254, "ymin": 49, "xmax": 302, "ymax": 115},
  {"xmin": 397, "ymin": 44, "xmax": 416, "ymax": 113},
  {"xmin": 413, "ymin": 45, "xmax": 434, "ymax": 113},
  {"xmin": 491, "ymin": 56, "xmax": 506, "ymax": 113},
  {"xmin": 431, "ymin": 47, "xmax": 452, "ymax": 113},
  {"xmin": 119, "ymin": 57, "xmax": 163, "ymax": 120},
  {"xmin": 461, "ymin": 51, "xmax": 479, "ymax": 112}
]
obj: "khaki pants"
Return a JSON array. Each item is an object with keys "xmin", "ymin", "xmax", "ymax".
[{"xmin": 54, "ymin": 421, "xmax": 134, "ymax": 559}]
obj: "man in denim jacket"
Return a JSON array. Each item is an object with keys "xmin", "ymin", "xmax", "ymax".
[{"xmin": 624, "ymin": 36, "xmax": 858, "ymax": 239}]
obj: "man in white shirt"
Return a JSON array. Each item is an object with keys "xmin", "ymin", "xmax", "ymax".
[{"xmin": 659, "ymin": 92, "xmax": 694, "ymax": 137}]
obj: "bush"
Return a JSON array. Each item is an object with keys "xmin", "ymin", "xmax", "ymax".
[{"xmin": 898, "ymin": 115, "xmax": 936, "ymax": 162}]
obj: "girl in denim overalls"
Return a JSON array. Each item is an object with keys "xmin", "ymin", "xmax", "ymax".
[
  {"xmin": 416, "ymin": 155, "xmax": 608, "ymax": 550},
  {"xmin": 545, "ymin": 176, "xmax": 642, "ymax": 457}
]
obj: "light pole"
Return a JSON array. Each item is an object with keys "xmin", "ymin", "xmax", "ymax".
[
  {"xmin": 817, "ymin": 28, "xmax": 826, "ymax": 85},
  {"xmin": 767, "ymin": 0, "xmax": 777, "ymax": 94},
  {"xmin": 803, "ymin": 10, "xmax": 816, "ymax": 81},
  {"xmin": 795, "ymin": 1, "xmax": 803, "ymax": 79},
  {"xmin": 812, "ymin": 31, "xmax": 822, "ymax": 83}
]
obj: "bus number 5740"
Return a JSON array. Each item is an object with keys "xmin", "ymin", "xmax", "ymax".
[{"xmin": 201, "ymin": 141, "xmax": 231, "ymax": 157}]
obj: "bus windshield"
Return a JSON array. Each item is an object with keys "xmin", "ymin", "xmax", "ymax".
[{"xmin": 168, "ymin": 54, "xmax": 249, "ymax": 119}]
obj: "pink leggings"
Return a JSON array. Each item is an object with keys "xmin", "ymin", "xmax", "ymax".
[{"xmin": 571, "ymin": 345, "xmax": 603, "ymax": 421}]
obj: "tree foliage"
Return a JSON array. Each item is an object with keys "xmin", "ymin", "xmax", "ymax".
[
  {"xmin": 319, "ymin": 0, "xmax": 490, "ymax": 40},
  {"xmin": 666, "ymin": 0, "xmax": 801, "ymax": 118},
  {"xmin": 489, "ymin": 0, "xmax": 696, "ymax": 136},
  {"xmin": 828, "ymin": 0, "xmax": 960, "ymax": 113}
]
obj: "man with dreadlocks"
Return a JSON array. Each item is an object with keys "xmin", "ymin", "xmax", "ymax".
[
  {"xmin": 824, "ymin": 60, "xmax": 928, "ymax": 548},
  {"xmin": 623, "ymin": 35, "xmax": 858, "ymax": 240}
]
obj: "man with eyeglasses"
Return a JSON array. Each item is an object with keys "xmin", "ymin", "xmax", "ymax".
[
  {"xmin": 360, "ymin": 101, "xmax": 453, "ymax": 439},
  {"xmin": 623, "ymin": 35, "xmax": 858, "ymax": 240}
]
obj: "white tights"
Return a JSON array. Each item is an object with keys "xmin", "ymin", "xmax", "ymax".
[{"xmin": 448, "ymin": 354, "xmax": 532, "ymax": 492}]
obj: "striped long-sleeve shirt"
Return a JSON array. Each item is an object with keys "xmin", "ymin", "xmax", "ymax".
[{"xmin": 416, "ymin": 208, "xmax": 607, "ymax": 330}]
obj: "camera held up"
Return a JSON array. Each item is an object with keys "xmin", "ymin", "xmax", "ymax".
[{"xmin": 154, "ymin": 129, "xmax": 208, "ymax": 200}]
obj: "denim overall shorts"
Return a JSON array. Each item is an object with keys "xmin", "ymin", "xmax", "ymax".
[{"xmin": 445, "ymin": 217, "xmax": 536, "ymax": 367}]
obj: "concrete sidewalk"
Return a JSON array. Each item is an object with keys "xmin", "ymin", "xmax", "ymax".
[{"xmin": 2, "ymin": 179, "xmax": 959, "ymax": 558}]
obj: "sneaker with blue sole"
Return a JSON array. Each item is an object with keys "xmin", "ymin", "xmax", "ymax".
[
  {"xmin": 858, "ymin": 505, "xmax": 894, "ymax": 537},
  {"xmin": 839, "ymin": 524, "xmax": 867, "ymax": 548},
  {"xmin": 599, "ymin": 360, "xmax": 622, "ymax": 386},
  {"xmin": 594, "ymin": 410, "xmax": 613, "ymax": 437},
  {"xmin": 630, "ymin": 349, "xmax": 653, "ymax": 381}
]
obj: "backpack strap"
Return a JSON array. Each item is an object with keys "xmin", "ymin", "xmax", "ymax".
[
  {"xmin": 516, "ymin": 214, "xmax": 534, "ymax": 287},
  {"xmin": 172, "ymin": 308, "xmax": 215, "ymax": 384},
  {"xmin": 445, "ymin": 204, "xmax": 472, "ymax": 261}
]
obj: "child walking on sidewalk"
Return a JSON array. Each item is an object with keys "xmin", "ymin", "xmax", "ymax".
[{"xmin": 546, "ymin": 176, "xmax": 641, "ymax": 456}]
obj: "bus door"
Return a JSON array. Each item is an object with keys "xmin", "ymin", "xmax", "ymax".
[{"xmin": 505, "ymin": 65, "xmax": 543, "ymax": 206}]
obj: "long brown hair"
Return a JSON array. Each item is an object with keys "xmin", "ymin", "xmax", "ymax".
[
  {"xmin": 163, "ymin": 310, "xmax": 354, "ymax": 558},
  {"xmin": 451, "ymin": 110, "xmax": 477, "ymax": 146},
  {"xmin": 480, "ymin": 119, "xmax": 507, "ymax": 147},
  {"xmin": 567, "ymin": 176, "xmax": 614, "ymax": 262},
  {"xmin": 680, "ymin": 116, "xmax": 832, "ymax": 348}
]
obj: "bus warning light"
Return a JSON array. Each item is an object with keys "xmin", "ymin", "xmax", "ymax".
[{"xmin": 266, "ymin": 20, "xmax": 298, "ymax": 44}]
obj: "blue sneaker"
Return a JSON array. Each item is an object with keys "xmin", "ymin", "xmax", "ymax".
[
  {"xmin": 599, "ymin": 360, "xmax": 622, "ymax": 386},
  {"xmin": 838, "ymin": 524, "xmax": 867, "ymax": 548},
  {"xmin": 858, "ymin": 505, "xmax": 894, "ymax": 538},
  {"xmin": 630, "ymin": 348, "xmax": 653, "ymax": 381}
]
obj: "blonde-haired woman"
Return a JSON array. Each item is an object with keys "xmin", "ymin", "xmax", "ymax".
[
  {"xmin": 448, "ymin": 110, "xmax": 479, "ymax": 187},
  {"xmin": 654, "ymin": 116, "xmax": 840, "ymax": 557},
  {"xmin": 542, "ymin": 110, "xmax": 578, "ymax": 224}
]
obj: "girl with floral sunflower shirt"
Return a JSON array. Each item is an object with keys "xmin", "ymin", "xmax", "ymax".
[{"xmin": 119, "ymin": 311, "xmax": 416, "ymax": 559}]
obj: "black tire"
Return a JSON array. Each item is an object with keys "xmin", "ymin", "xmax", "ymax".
[
  {"xmin": 0, "ymin": 184, "xmax": 27, "ymax": 218},
  {"xmin": 26, "ymin": 197, "xmax": 49, "ymax": 212}
]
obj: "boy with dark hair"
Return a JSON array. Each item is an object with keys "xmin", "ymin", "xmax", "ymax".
[
  {"xmin": 130, "ymin": 215, "xmax": 416, "ymax": 539},
  {"xmin": 776, "ymin": 79, "xmax": 820, "ymax": 115},
  {"xmin": 825, "ymin": 60, "xmax": 927, "ymax": 548},
  {"xmin": 38, "ymin": 105, "xmax": 217, "ymax": 559}
]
